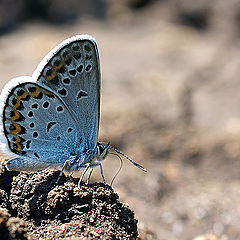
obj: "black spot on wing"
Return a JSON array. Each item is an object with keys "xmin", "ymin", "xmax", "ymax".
[
  {"xmin": 51, "ymin": 76, "xmax": 59, "ymax": 86},
  {"xmin": 77, "ymin": 90, "xmax": 88, "ymax": 100},
  {"xmin": 69, "ymin": 69, "xmax": 76, "ymax": 76},
  {"xmin": 33, "ymin": 132, "xmax": 38, "ymax": 138},
  {"xmin": 46, "ymin": 93, "xmax": 55, "ymax": 99},
  {"xmin": 19, "ymin": 125, "xmax": 26, "ymax": 135},
  {"xmin": 46, "ymin": 69, "xmax": 52, "ymax": 76},
  {"xmin": 77, "ymin": 65, "xmax": 83, "ymax": 73},
  {"xmin": 9, "ymin": 124, "xmax": 16, "ymax": 131},
  {"xmin": 43, "ymin": 101, "xmax": 50, "ymax": 108},
  {"xmin": 9, "ymin": 111, "xmax": 15, "ymax": 117},
  {"xmin": 16, "ymin": 102, "xmax": 24, "ymax": 111},
  {"xmin": 58, "ymin": 88, "xmax": 67, "ymax": 96},
  {"xmin": 28, "ymin": 111, "xmax": 33, "ymax": 117},
  {"xmin": 28, "ymin": 86, "xmax": 36, "ymax": 92},
  {"xmin": 21, "ymin": 95, "xmax": 31, "ymax": 101},
  {"xmin": 17, "ymin": 89, "xmax": 24, "ymax": 96},
  {"xmin": 32, "ymin": 103, "xmax": 38, "ymax": 109},
  {"xmin": 26, "ymin": 140, "xmax": 31, "ymax": 149},
  {"xmin": 63, "ymin": 78, "xmax": 70, "ymax": 84},
  {"xmin": 86, "ymin": 64, "xmax": 92, "ymax": 72},
  {"xmin": 34, "ymin": 152, "xmax": 40, "ymax": 159},
  {"xmin": 57, "ymin": 66, "xmax": 66, "ymax": 74},
  {"xmin": 53, "ymin": 59, "xmax": 61, "ymax": 66},
  {"xmin": 12, "ymin": 98, "xmax": 17, "ymax": 105},
  {"xmin": 56, "ymin": 106, "xmax": 63, "ymax": 112},
  {"xmin": 34, "ymin": 92, "xmax": 43, "ymax": 100},
  {"xmin": 47, "ymin": 121, "xmax": 56, "ymax": 133},
  {"xmin": 14, "ymin": 112, "xmax": 25, "ymax": 122}
]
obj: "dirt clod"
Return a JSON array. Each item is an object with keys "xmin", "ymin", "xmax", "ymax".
[
  {"xmin": 8, "ymin": 170, "xmax": 138, "ymax": 239},
  {"xmin": 0, "ymin": 161, "xmax": 19, "ymax": 195},
  {"xmin": 0, "ymin": 208, "xmax": 28, "ymax": 240}
]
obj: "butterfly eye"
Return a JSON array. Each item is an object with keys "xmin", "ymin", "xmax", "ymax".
[
  {"xmin": 99, "ymin": 145, "xmax": 104, "ymax": 155},
  {"xmin": 97, "ymin": 143, "xmax": 110, "ymax": 161}
]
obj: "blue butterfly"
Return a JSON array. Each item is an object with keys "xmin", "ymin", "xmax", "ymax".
[{"xmin": 0, "ymin": 35, "xmax": 146, "ymax": 187}]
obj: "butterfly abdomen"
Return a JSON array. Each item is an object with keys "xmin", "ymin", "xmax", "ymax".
[{"xmin": 6, "ymin": 157, "xmax": 42, "ymax": 171}]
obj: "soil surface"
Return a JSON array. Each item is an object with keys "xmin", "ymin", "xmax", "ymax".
[
  {"xmin": 0, "ymin": 1, "xmax": 240, "ymax": 239},
  {"xmin": 0, "ymin": 163, "xmax": 138, "ymax": 239}
]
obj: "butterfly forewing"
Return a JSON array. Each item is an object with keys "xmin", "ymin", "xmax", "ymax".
[{"xmin": 36, "ymin": 38, "xmax": 100, "ymax": 150}]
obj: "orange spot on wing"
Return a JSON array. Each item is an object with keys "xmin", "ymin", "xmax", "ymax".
[
  {"xmin": 22, "ymin": 91, "xmax": 29, "ymax": 98},
  {"xmin": 15, "ymin": 98, "xmax": 21, "ymax": 109},
  {"xmin": 10, "ymin": 122, "xmax": 22, "ymax": 135},
  {"xmin": 16, "ymin": 137, "xmax": 23, "ymax": 153},
  {"xmin": 30, "ymin": 88, "xmax": 41, "ymax": 98},
  {"xmin": 14, "ymin": 91, "xmax": 29, "ymax": 109},
  {"xmin": 55, "ymin": 62, "xmax": 63, "ymax": 70},
  {"xmin": 46, "ymin": 71, "xmax": 57, "ymax": 81},
  {"xmin": 46, "ymin": 62, "xmax": 63, "ymax": 81},
  {"xmin": 11, "ymin": 110, "xmax": 20, "ymax": 121}
]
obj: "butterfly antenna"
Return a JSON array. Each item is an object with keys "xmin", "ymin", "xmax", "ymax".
[
  {"xmin": 109, "ymin": 145, "xmax": 147, "ymax": 172},
  {"xmin": 109, "ymin": 153, "xmax": 123, "ymax": 186}
]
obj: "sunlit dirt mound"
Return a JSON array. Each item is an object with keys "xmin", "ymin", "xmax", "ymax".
[{"xmin": 0, "ymin": 163, "xmax": 138, "ymax": 239}]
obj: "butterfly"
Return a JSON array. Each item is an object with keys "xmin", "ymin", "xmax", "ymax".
[{"xmin": 0, "ymin": 35, "xmax": 146, "ymax": 187}]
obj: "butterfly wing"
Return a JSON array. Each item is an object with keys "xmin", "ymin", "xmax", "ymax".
[
  {"xmin": 1, "ymin": 80, "xmax": 81, "ymax": 170},
  {"xmin": 35, "ymin": 35, "xmax": 100, "ymax": 151},
  {"xmin": 0, "ymin": 35, "xmax": 101, "ymax": 171}
]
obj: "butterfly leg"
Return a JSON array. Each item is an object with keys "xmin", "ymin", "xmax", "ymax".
[
  {"xmin": 56, "ymin": 159, "xmax": 71, "ymax": 184},
  {"xmin": 99, "ymin": 163, "xmax": 106, "ymax": 184},
  {"xmin": 68, "ymin": 172, "xmax": 74, "ymax": 181},
  {"xmin": 86, "ymin": 168, "xmax": 93, "ymax": 185},
  {"xmin": 89, "ymin": 162, "xmax": 106, "ymax": 184},
  {"xmin": 78, "ymin": 163, "xmax": 90, "ymax": 188}
]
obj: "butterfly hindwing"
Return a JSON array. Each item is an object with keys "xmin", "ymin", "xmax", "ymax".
[
  {"xmin": 36, "ymin": 36, "xmax": 100, "ymax": 150},
  {"xmin": 2, "ymin": 82, "xmax": 80, "ymax": 166}
]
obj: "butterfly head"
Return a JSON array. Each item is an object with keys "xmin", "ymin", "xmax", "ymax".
[
  {"xmin": 96, "ymin": 142, "xmax": 147, "ymax": 172},
  {"xmin": 96, "ymin": 142, "xmax": 111, "ymax": 161}
]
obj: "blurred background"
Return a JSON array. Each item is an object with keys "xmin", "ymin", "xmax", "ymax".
[{"xmin": 0, "ymin": 0, "xmax": 240, "ymax": 239}]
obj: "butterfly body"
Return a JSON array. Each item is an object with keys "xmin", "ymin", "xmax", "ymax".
[{"xmin": 5, "ymin": 142, "xmax": 107, "ymax": 172}]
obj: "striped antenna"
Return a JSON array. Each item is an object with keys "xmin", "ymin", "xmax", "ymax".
[{"xmin": 109, "ymin": 145, "xmax": 147, "ymax": 172}]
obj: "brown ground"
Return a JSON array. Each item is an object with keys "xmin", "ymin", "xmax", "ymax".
[
  {"xmin": 0, "ymin": 1, "xmax": 240, "ymax": 239},
  {"xmin": 0, "ymin": 163, "xmax": 138, "ymax": 239}
]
